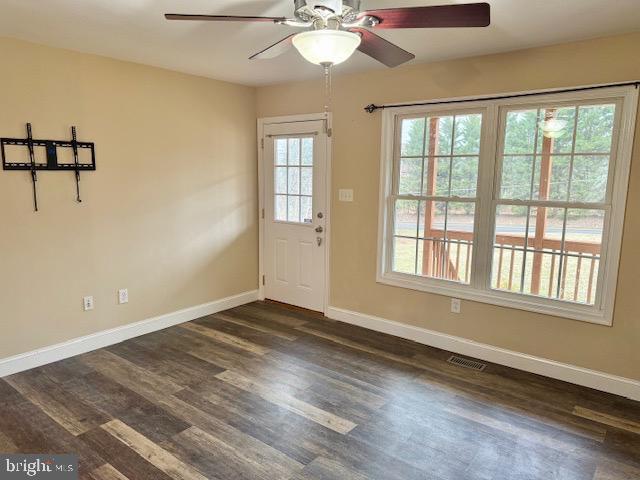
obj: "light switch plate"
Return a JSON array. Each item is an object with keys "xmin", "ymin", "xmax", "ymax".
[{"xmin": 338, "ymin": 189, "xmax": 354, "ymax": 202}]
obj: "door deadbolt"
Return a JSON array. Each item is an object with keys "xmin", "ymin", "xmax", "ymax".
[
  {"xmin": 317, "ymin": 212, "xmax": 324, "ymax": 219},
  {"xmin": 315, "ymin": 226, "xmax": 323, "ymax": 233}
]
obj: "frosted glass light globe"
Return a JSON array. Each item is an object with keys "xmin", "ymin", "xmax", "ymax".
[{"xmin": 292, "ymin": 30, "xmax": 361, "ymax": 66}]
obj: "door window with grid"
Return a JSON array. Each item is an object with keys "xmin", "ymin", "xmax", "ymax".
[
  {"xmin": 274, "ymin": 137, "xmax": 314, "ymax": 224},
  {"xmin": 378, "ymin": 86, "xmax": 637, "ymax": 325}
]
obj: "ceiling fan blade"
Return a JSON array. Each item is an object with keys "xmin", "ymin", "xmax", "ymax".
[
  {"xmin": 359, "ymin": 3, "xmax": 490, "ymax": 29},
  {"xmin": 165, "ymin": 14, "xmax": 286, "ymax": 23},
  {"xmin": 250, "ymin": 34, "xmax": 296, "ymax": 60},
  {"xmin": 350, "ymin": 28, "xmax": 415, "ymax": 67}
]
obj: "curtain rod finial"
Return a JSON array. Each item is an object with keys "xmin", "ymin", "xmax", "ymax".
[{"xmin": 364, "ymin": 104, "xmax": 379, "ymax": 113}]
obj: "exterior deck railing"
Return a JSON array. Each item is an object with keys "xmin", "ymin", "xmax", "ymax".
[{"xmin": 423, "ymin": 229, "xmax": 600, "ymax": 304}]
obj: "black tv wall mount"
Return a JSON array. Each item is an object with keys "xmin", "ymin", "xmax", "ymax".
[{"xmin": 1, "ymin": 123, "xmax": 96, "ymax": 211}]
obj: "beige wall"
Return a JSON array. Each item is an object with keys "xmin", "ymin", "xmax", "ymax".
[
  {"xmin": 256, "ymin": 32, "xmax": 640, "ymax": 381},
  {"xmin": 0, "ymin": 37, "xmax": 258, "ymax": 359}
]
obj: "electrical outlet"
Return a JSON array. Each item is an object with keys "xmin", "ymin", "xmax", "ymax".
[
  {"xmin": 83, "ymin": 296, "xmax": 94, "ymax": 311},
  {"xmin": 118, "ymin": 288, "xmax": 129, "ymax": 304},
  {"xmin": 451, "ymin": 298, "xmax": 461, "ymax": 314},
  {"xmin": 338, "ymin": 189, "xmax": 354, "ymax": 202}
]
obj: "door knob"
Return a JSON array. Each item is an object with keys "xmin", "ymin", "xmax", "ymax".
[
  {"xmin": 315, "ymin": 226, "xmax": 324, "ymax": 233},
  {"xmin": 317, "ymin": 237, "xmax": 323, "ymax": 246}
]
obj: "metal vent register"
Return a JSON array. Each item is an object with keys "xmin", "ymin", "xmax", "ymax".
[{"xmin": 447, "ymin": 355, "xmax": 486, "ymax": 371}]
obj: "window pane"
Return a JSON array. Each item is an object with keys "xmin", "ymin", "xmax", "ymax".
[
  {"xmin": 435, "ymin": 158, "xmax": 451, "ymax": 196},
  {"xmin": 276, "ymin": 139, "xmax": 287, "ymax": 165},
  {"xmin": 450, "ymin": 157, "xmax": 478, "ymax": 197},
  {"xmin": 447, "ymin": 202, "xmax": 475, "ymax": 236},
  {"xmin": 434, "ymin": 116, "xmax": 454, "ymax": 155},
  {"xmin": 556, "ymin": 209, "xmax": 603, "ymax": 305},
  {"xmin": 398, "ymin": 157, "xmax": 423, "ymax": 195},
  {"xmin": 453, "ymin": 114, "xmax": 482, "ymax": 155},
  {"xmin": 575, "ymin": 104, "xmax": 615, "ymax": 153},
  {"xmin": 301, "ymin": 138, "xmax": 313, "ymax": 165},
  {"xmin": 400, "ymin": 118, "xmax": 425, "ymax": 156},
  {"xmin": 570, "ymin": 155, "xmax": 609, "ymax": 203},
  {"xmin": 288, "ymin": 167, "xmax": 300, "ymax": 194},
  {"xmin": 504, "ymin": 109, "xmax": 538, "ymax": 154},
  {"xmin": 300, "ymin": 196, "xmax": 313, "ymax": 224},
  {"xmin": 500, "ymin": 156, "xmax": 535, "ymax": 200},
  {"xmin": 287, "ymin": 196, "xmax": 300, "ymax": 222},
  {"xmin": 417, "ymin": 201, "xmax": 473, "ymax": 283},
  {"xmin": 288, "ymin": 138, "xmax": 300, "ymax": 165},
  {"xmin": 275, "ymin": 195, "xmax": 287, "ymax": 221},
  {"xmin": 537, "ymin": 107, "xmax": 576, "ymax": 154},
  {"xmin": 394, "ymin": 199, "xmax": 419, "ymax": 237},
  {"xmin": 301, "ymin": 167, "xmax": 313, "ymax": 195},
  {"xmin": 492, "ymin": 246, "xmax": 525, "ymax": 293},
  {"xmin": 421, "ymin": 239, "xmax": 473, "ymax": 283},
  {"xmin": 492, "ymin": 205, "xmax": 529, "ymax": 292},
  {"xmin": 546, "ymin": 156, "xmax": 570, "ymax": 201},
  {"xmin": 275, "ymin": 167, "xmax": 288, "ymax": 194},
  {"xmin": 393, "ymin": 237, "xmax": 417, "ymax": 274},
  {"xmin": 521, "ymin": 251, "xmax": 563, "ymax": 299},
  {"xmin": 419, "ymin": 200, "xmax": 447, "ymax": 239},
  {"xmin": 565, "ymin": 209, "xmax": 604, "ymax": 245}
]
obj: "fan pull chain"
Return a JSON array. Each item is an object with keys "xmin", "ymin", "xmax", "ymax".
[{"xmin": 323, "ymin": 63, "xmax": 333, "ymax": 114}]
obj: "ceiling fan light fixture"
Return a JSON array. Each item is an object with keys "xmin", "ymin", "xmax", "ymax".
[{"xmin": 292, "ymin": 30, "xmax": 361, "ymax": 66}]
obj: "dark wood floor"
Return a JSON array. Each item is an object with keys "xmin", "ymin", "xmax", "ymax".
[{"xmin": 1, "ymin": 301, "xmax": 639, "ymax": 479}]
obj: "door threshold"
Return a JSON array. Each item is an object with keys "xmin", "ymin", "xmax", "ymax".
[{"xmin": 263, "ymin": 299, "xmax": 325, "ymax": 317}]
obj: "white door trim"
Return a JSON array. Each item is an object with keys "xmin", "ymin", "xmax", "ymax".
[{"xmin": 257, "ymin": 112, "xmax": 333, "ymax": 314}]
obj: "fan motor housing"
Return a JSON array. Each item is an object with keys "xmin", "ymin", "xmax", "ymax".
[{"xmin": 294, "ymin": 0, "xmax": 361, "ymax": 21}]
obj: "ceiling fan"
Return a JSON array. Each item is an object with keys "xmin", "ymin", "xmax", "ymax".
[{"xmin": 165, "ymin": 1, "xmax": 490, "ymax": 68}]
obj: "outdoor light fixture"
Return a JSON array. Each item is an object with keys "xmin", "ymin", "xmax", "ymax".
[
  {"xmin": 292, "ymin": 30, "xmax": 361, "ymax": 66},
  {"xmin": 540, "ymin": 117, "xmax": 568, "ymax": 139}
]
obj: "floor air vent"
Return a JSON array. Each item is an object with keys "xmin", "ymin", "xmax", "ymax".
[{"xmin": 447, "ymin": 355, "xmax": 486, "ymax": 371}]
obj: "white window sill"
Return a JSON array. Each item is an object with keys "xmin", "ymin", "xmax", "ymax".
[{"xmin": 377, "ymin": 271, "xmax": 612, "ymax": 326}]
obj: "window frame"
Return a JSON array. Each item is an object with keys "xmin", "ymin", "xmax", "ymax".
[{"xmin": 377, "ymin": 85, "xmax": 638, "ymax": 326}]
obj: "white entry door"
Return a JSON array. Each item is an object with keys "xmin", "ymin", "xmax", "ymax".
[{"xmin": 263, "ymin": 120, "xmax": 327, "ymax": 312}]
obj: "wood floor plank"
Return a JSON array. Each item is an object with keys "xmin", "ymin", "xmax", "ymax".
[
  {"xmin": 209, "ymin": 312, "xmax": 299, "ymax": 341},
  {"xmin": 5, "ymin": 370, "xmax": 110, "ymax": 435},
  {"xmin": 101, "ymin": 420, "xmax": 207, "ymax": 480},
  {"xmin": 0, "ymin": 428, "xmax": 17, "ymax": 453},
  {"xmin": 231, "ymin": 303, "xmax": 308, "ymax": 327},
  {"xmin": 107, "ymin": 340, "xmax": 225, "ymax": 388},
  {"xmin": 63, "ymin": 371, "xmax": 190, "ymax": 444},
  {"xmin": 89, "ymin": 464, "xmax": 131, "ymax": 480},
  {"xmin": 0, "ymin": 383, "xmax": 105, "ymax": 475},
  {"xmin": 167, "ymin": 426, "xmax": 304, "ymax": 480},
  {"xmin": 215, "ymin": 370, "xmax": 357, "ymax": 434},
  {"xmin": 180, "ymin": 322, "xmax": 270, "ymax": 355},
  {"xmin": 574, "ymin": 406, "xmax": 640, "ymax": 435},
  {"xmin": 415, "ymin": 367, "xmax": 608, "ymax": 442},
  {"xmin": 291, "ymin": 457, "xmax": 370, "ymax": 480},
  {"xmin": 158, "ymin": 393, "xmax": 305, "ymax": 476},
  {"xmin": 80, "ymin": 427, "xmax": 173, "ymax": 480},
  {"xmin": 79, "ymin": 350, "xmax": 183, "ymax": 402}
]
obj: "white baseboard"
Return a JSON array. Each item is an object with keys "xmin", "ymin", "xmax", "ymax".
[
  {"xmin": 0, "ymin": 290, "xmax": 259, "ymax": 378},
  {"xmin": 326, "ymin": 306, "xmax": 640, "ymax": 401}
]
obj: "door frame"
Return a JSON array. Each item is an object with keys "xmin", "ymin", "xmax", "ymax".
[{"xmin": 257, "ymin": 112, "xmax": 333, "ymax": 314}]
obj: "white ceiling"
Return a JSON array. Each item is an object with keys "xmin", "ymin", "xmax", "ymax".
[{"xmin": 0, "ymin": 0, "xmax": 639, "ymax": 86}]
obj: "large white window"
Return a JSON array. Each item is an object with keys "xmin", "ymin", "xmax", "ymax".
[{"xmin": 377, "ymin": 86, "xmax": 638, "ymax": 325}]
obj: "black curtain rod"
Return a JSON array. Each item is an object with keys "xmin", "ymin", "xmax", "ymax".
[{"xmin": 364, "ymin": 81, "xmax": 639, "ymax": 113}]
